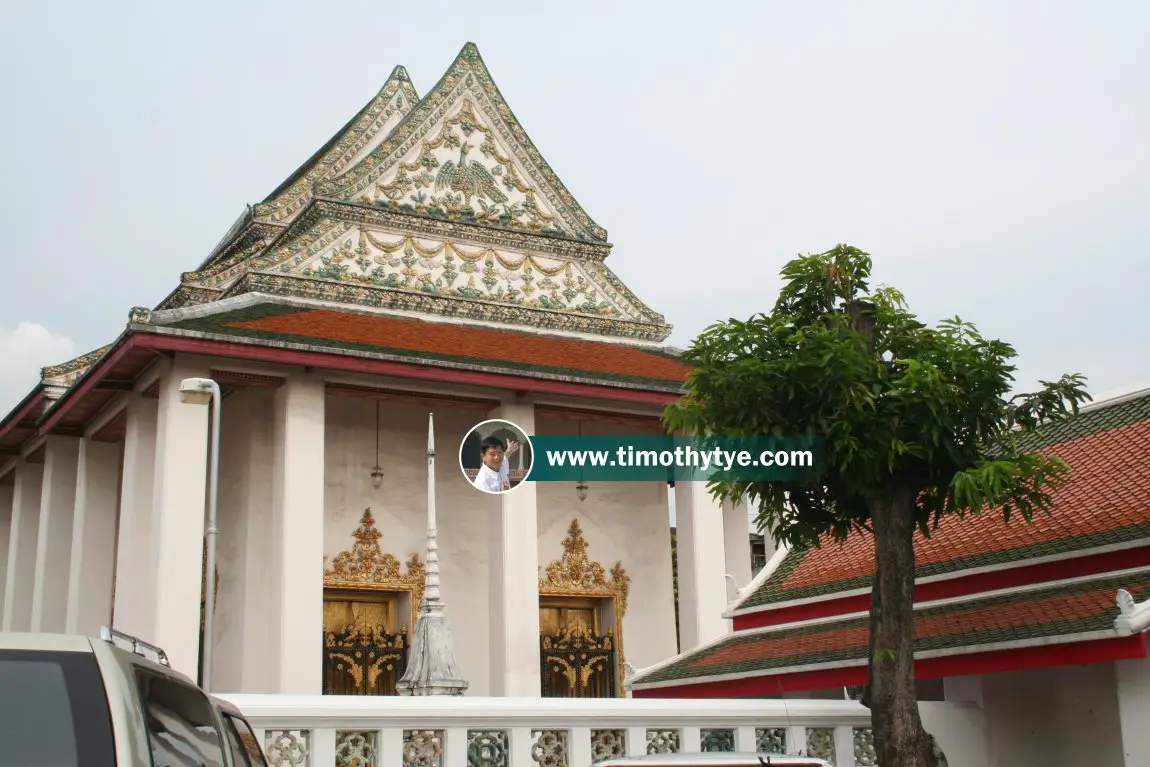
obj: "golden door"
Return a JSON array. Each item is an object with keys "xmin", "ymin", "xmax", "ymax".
[
  {"xmin": 539, "ymin": 601, "xmax": 616, "ymax": 698},
  {"xmin": 322, "ymin": 595, "xmax": 406, "ymax": 695}
]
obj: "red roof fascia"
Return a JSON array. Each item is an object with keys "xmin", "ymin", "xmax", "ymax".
[
  {"xmin": 35, "ymin": 334, "xmax": 141, "ymax": 434},
  {"xmin": 0, "ymin": 389, "xmax": 46, "ymax": 445},
  {"xmin": 632, "ymin": 633, "xmax": 1148, "ymax": 698},
  {"xmin": 135, "ymin": 332, "xmax": 681, "ymax": 405},
  {"xmin": 733, "ymin": 545, "xmax": 1150, "ymax": 631}
]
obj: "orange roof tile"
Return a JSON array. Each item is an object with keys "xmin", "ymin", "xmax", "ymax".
[
  {"xmin": 636, "ymin": 572, "xmax": 1150, "ymax": 684},
  {"xmin": 740, "ymin": 394, "xmax": 1150, "ymax": 608},
  {"xmin": 220, "ymin": 308, "xmax": 691, "ymax": 384}
]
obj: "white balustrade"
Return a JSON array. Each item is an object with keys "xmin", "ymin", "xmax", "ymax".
[{"xmin": 218, "ymin": 695, "xmax": 887, "ymax": 767}]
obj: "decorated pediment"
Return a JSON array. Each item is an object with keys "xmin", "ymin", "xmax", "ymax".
[
  {"xmin": 254, "ymin": 66, "xmax": 420, "ymax": 226},
  {"xmin": 325, "ymin": 509, "xmax": 426, "ymax": 598},
  {"xmin": 271, "ymin": 224, "xmax": 660, "ymax": 325},
  {"xmin": 41, "ymin": 345, "xmax": 111, "ymax": 390},
  {"xmin": 317, "ymin": 44, "xmax": 606, "ymax": 243},
  {"xmin": 540, "ymin": 519, "xmax": 631, "ymax": 614}
]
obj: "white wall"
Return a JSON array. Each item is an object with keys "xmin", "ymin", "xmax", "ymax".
[
  {"xmin": 1115, "ymin": 653, "xmax": 1150, "ymax": 765},
  {"xmin": 0, "ymin": 481, "xmax": 12, "ymax": 619},
  {"xmin": 980, "ymin": 664, "xmax": 1124, "ymax": 766},
  {"xmin": 324, "ymin": 395, "xmax": 498, "ymax": 695},
  {"xmin": 203, "ymin": 374, "xmax": 679, "ymax": 698},
  {"xmin": 212, "ymin": 387, "xmax": 275, "ymax": 693},
  {"xmin": 535, "ymin": 414, "xmax": 679, "ymax": 673}
]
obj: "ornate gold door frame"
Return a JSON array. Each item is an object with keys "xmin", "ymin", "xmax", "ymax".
[
  {"xmin": 538, "ymin": 519, "xmax": 631, "ymax": 697},
  {"xmin": 322, "ymin": 509, "xmax": 426, "ymax": 695},
  {"xmin": 324, "ymin": 508, "xmax": 426, "ymax": 629}
]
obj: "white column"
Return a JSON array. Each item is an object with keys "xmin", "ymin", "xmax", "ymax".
[
  {"xmin": 674, "ymin": 481, "xmax": 729, "ymax": 650},
  {"xmin": 113, "ymin": 393, "xmax": 158, "ymax": 638},
  {"xmin": 66, "ymin": 438, "xmax": 122, "ymax": 635},
  {"xmin": 271, "ymin": 373, "xmax": 325, "ymax": 694},
  {"xmin": 1116, "ymin": 654, "xmax": 1150, "ymax": 766},
  {"xmin": 723, "ymin": 498, "xmax": 752, "ymax": 599},
  {"xmin": 239, "ymin": 392, "xmax": 275, "ymax": 693},
  {"xmin": 0, "ymin": 480, "xmax": 13, "ymax": 619},
  {"xmin": 487, "ymin": 398, "xmax": 541, "ymax": 696},
  {"xmin": 149, "ymin": 359, "xmax": 211, "ymax": 679},
  {"xmin": 31, "ymin": 436, "xmax": 81, "ymax": 632},
  {"xmin": 3, "ymin": 461, "xmax": 43, "ymax": 631}
]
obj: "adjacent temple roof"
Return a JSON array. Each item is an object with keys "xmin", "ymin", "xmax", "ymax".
[
  {"xmin": 0, "ymin": 43, "xmax": 686, "ymax": 455},
  {"xmin": 629, "ymin": 388, "xmax": 1150, "ymax": 696}
]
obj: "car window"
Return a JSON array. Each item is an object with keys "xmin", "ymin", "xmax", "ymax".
[
  {"xmin": 0, "ymin": 649, "xmax": 116, "ymax": 767},
  {"xmin": 222, "ymin": 713, "xmax": 268, "ymax": 766},
  {"xmin": 134, "ymin": 668, "xmax": 226, "ymax": 767}
]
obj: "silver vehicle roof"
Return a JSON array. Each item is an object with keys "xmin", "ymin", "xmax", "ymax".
[{"xmin": 0, "ymin": 629, "xmax": 228, "ymax": 709}]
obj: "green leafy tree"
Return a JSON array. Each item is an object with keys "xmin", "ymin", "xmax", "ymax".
[{"xmin": 662, "ymin": 245, "xmax": 1089, "ymax": 766}]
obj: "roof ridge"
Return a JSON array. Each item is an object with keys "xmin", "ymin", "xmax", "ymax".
[
  {"xmin": 1075, "ymin": 384, "xmax": 1150, "ymax": 414},
  {"xmin": 261, "ymin": 65, "xmax": 419, "ymax": 203}
]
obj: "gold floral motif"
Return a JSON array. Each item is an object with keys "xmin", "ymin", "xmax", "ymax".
[
  {"xmin": 539, "ymin": 519, "xmax": 630, "ymax": 697},
  {"xmin": 540, "ymin": 519, "xmax": 630, "ymax": 614},
  {"xmin": 324, "ymin": 509, "xmax": 426, "ymax": 630}
]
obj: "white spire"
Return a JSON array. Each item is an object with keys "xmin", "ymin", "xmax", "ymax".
[
  {"xmin": 396, "ymin": 412, "xmax": 468, "ymax": 696},
  {"xmin": 424, "ymin": 411, "xmax": 441, "ymax": 603}
]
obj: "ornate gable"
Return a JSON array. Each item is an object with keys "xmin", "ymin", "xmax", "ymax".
[
  {"xmin": 253, "ymin": 221, "xmax": 665, "ymax": 332},
  {"xmin": 144, "ymin": 44, "xmax": 672, "ymax": 342},
  {"xmin": 40, "ymin": 345, "xmax": 112, "ymax": 391},
  {"xmin": 317, "ymin": 43, "xmax": 607, "ymax": 243},
  {"xmin": 255, "ymin": 66, "xmax": 420, "ymax": 227}
]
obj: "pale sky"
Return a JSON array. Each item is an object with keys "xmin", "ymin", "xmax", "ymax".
[{"xmin": 1, "ymin": 0, "xmax": 1147, "ymax": 413}]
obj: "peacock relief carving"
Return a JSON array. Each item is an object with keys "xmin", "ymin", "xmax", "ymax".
[{"xmin": 435, "ymin": 143, "xmax": 508, "ymax": 206}]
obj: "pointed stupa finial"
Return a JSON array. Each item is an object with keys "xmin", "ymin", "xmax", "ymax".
[
  {"xmin": 424, "ymin": 412, "xmax": 440, "ymax": 602},
  {"xmin": 396, "ymin": 411, "xmax": 467, "ymax": 695}
]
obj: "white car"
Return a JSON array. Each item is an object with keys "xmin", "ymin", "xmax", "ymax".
[{"xmin": 0, "ymin": 626, "xmax": 268, "ymax": 766}]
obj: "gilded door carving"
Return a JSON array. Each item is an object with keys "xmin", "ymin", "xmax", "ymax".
[
  {"xmin": 322, "ymin": 594, "xmax": 407, "ymax": 695},
  {"xmin": 539, "ymin": 600, "xmax": 616, "ymax": 698}
]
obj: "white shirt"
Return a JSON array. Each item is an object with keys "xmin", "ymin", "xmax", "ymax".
[{"xmin": 474, "ymin": 461, "xmax": 510, "ymax": 493}]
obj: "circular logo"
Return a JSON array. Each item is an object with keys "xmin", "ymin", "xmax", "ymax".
[{"xmin": 459, "ymin": 418, "xmax": 534, "ymax": 494}]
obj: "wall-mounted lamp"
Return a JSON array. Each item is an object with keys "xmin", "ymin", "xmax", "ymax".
[
  {"xmin": 575, "ymin": 418, "xmax": 588, "ymax": 501},
  {"xmin": 370, "ymin": 400, "xmax": 384, "ymax": 489}
]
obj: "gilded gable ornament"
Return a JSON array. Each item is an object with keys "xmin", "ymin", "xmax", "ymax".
[
  {"xmin": 324, "ymin": 509, "xmax": 426, "ymax": 612},
  {"xmin": 539, "ymin": 519, "xmax": 630, "ymax": 615}
]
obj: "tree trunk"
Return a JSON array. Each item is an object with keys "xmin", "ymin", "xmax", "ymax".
[{"xmin": 861, "ymin": 484, "xmax": 938, "ymax": 766}]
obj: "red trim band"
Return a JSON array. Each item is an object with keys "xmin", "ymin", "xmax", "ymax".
[
  {"xmin": 632, "ymin": 634, "xmax": 1148, "ymax": 698},
  {"xmin": 0, "ymin": 390, "xmax": 46, "ymax": 444},
  {"xmin": 36, "ymin": 334, "xmax": 138, "ymax": 434},
  {"xmin": 135, "ymin": 333, "xmax": 680, "ymax": 405},
  {"xmin": 31, "ymin": 329, "xmax": 680, "ymax": 439},
  {"xmin": 733, "ymin": 546, "xmax": 1150, "ymax": 631}
]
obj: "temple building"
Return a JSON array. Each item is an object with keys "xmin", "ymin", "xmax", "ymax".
[
  {"xmin": 630, "ymin": 388, "xmax": 1150, "ymax": 764},
  {"xmin": 0, "ymin": 43, "xmax": 754, "ymax": 699}
]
